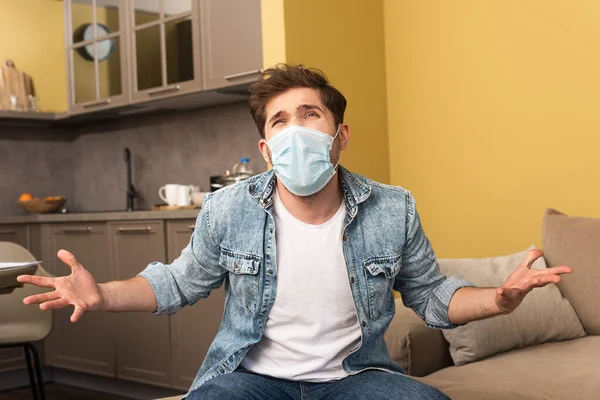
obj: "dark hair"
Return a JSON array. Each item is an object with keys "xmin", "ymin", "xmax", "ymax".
[{"xmin": 249, "ymin": 64, "xmax": 347, "ymax": 138}]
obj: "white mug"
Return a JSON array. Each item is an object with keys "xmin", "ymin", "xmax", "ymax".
[
  {"xmin": 177, "ymin": 185, "xmax": 193, "ymax": 206},
  {"xmin": 159, "ymin": 184, "xmax": 181, "ymax": 206}
]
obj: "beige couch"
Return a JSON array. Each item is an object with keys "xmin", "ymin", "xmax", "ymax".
[
  {"xmin": 384, "ymin": 209, "xmax": 600, "ymax": 399},
  {"xmin": 162, "ymin": 209, "xmax": 600, "ymax": 399}
]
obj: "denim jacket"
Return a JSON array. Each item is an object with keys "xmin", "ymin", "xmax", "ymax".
[{"xmin": 139, "ymin": 166, "xmax": 473, "ymax": 395}]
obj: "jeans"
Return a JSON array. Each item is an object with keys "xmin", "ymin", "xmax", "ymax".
[{"xmin": 187, "ymin": 368, "xmax": 450, "ymax": 400}]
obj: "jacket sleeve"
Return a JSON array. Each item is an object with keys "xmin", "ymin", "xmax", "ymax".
[
  {"xmin": 394, "ymin": 192, "xmax": 473, "ymax": 329},
  {"xmin": 138, "ymin": 192, "xmax": 225, "ymax": 315}
]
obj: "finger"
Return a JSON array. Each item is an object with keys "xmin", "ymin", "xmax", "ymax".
[
  {"xmin": 522, "ymin": 249, "xmax": 544, "ymax": 269},
  {"xmin": 39, "ymin": 298, "xmax": 70, "ymax": 311},
  {"xmin": 531, "ymin": 275, "xmax": 562, "ymax": 287},
  {"xmin": 535, "ymin": 265, "xmax": 573, "ymax": 276},
  {"xmin": 23, "ymin": 291, "xmax": 60, "ymax": 305},
  {"xmin": 57, "ymin": 249, "xmax": 82, "ymax": 272},
  {"xmin": 16, "ymin": 274, "xmax": 56, "ymax": 288},
  {"xmin": 71, "ymin": 305, "xmax": 85, "ymax": 323}
]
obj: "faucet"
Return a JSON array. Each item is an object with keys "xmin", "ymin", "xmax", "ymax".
[{"xmin": 124, "ymin": 148, "xmax": 140, "ymax": 211}]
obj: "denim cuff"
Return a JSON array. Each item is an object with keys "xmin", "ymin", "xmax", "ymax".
[
  {"xmin": 138, "ymin": 262, "xmax": 182, "ymax": 315},
  {"xmin": 426, "ymin": 276, "xmax": 474, "ymax": 329}
]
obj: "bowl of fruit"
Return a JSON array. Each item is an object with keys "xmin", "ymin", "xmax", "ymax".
[{"xmin": 18, "ymin": 193, "xmax": 66, "ymax": 214}]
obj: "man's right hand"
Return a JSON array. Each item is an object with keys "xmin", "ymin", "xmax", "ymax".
[{"xmin": 17, "ymin": 249, "xmax": 104, "ymax": 323}]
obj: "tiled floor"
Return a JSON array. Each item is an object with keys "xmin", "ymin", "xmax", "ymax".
[{"xmin": 0, "ymin": 383, "xmax": 133, "ymax": 400}]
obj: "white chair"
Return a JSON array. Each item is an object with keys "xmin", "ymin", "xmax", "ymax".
[{"xmin": 0, "ymin": 241, "xmax": 54, "ymax": 400}]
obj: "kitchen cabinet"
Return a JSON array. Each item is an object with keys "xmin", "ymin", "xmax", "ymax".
[
  {"xmin": 199, "ymin": 0, "xmax": 263, "ymax": 91},
  {"xmin": 108, "ymin": 220, "xmax": 172, "ymax": 388},
  {"xmin": 59, "ymin": 0, "xmax": 262, "ymax": 120},
  {"xmin": 43, "ymin": 222, "xmax": 116, "ymax": 377},
  {"xmin": 166, "ymin": 220, "xmax": 224, "ymax": 390},
  {"xmin": 67, "ymin": 0, "xmax": 130, "ymax": 114},
  {"xmin": 0, "ymin": 348, "xmax": 24, "ymax": 373},
  {"xmin": 129, "ymin": 0, "xmax": 201, "ymax": 103},
  {"xmin": 0, "ymin": 224, "xmax": 29, "ymax": 250},
  {"xmin": 0, "ymin": 214, "xmax": 225, "ymax": 390}
]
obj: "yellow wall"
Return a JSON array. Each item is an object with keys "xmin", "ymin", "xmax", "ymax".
[
  {"xmin": 260, "ymin": 0, "xmax": 286, "ymax": 68},
  {"xmin": 384, "ymin": 1, "xmax": 600, "ymax": 258},
  {"xmin": 0, "ymin": 0, "xmax": 67, "ymax": 112},
  {"xmin": 260, "ymin": 0, "xmax": 390, "ymax": 183}
]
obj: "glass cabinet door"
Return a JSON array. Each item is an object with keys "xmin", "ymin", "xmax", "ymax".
[
  {"xmin": 68, "ymin": 0, "xmax": 128, "ymax": 113},
  {"xmin": 130, "ymin": 0, "xmax": 200, "ymax": 101}
]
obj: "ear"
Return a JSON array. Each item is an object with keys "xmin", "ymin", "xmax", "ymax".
[
  {"xmin": 338, "ymin": 123, "xmax": 350, "ymax": 151},
  {"xmin": 258, "ymin": 138, "xmax": 271, "ymax": 165}
]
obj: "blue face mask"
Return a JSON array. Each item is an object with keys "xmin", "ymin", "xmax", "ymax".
[{"xmin": 268, "ymin": 124, "xmax": 340, "ymax": 196}]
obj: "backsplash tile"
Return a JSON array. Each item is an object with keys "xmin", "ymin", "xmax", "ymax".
[
  {"xmin": 0, "ymin": 136, "xmax": 74, "ymax": 216},
  {"xmin": 0, "ymin": 101, "xmax": 265, "ymax": 216}
]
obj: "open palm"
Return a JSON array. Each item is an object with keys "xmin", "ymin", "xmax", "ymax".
[
  {"xmin": 17, "ymin": 249, "xmax": 104, "ymax": 323},
  {"xmin": 495, "ymin": 249, "xmax": 572, "ymax": 314}
]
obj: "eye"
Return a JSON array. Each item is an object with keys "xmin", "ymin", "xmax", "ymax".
[
  {"xmin": 306, "ymin": 111, "xmax": 319, "ymax": 118},
  {"xmin": 272, "ymin": 119, "xmax": 284, "ymax": 127}
]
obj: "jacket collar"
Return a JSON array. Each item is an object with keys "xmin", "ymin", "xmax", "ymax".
[{"xmin": 248, "ymin": 165, "xmax": 372, "ymax": 217}]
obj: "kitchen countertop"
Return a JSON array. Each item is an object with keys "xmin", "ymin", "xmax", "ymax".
[{"xmin": 0, "ymin": 209, "xmax": 201, "ymax": 224}]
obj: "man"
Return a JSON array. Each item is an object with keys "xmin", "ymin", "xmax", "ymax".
[{"xmin": 18, "ymin": 64, "xmax": 572, "ymax": 400}]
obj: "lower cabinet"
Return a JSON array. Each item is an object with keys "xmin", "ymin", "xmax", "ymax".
[
  {"xmin": 167, "ymin": 220, "xmax": 225, "ymax": 390},
  {"xmin": 0, "ymin": 224, "xmax": 28, "ymax": 249},
  {"xmin": 43, "ymin": 222, "xmax": 116, "ymax": 377},
  {"xmin": 108, "ymin": 220, "xmax": 172, "ymax": 387},
  {"xmin": 1, "ymin": 216, "xmax": 224, "ymax": 391}
]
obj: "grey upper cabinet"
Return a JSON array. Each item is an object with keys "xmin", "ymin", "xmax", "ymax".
[
  {"xmin": 62, "ymin": 0, "xmax": 262, "ymax": 119},
  {"xmin": 166, "ymin": 220, "xmax": 225, "ymax": 390},
  {"xmin": 108, "ymin": 220, "xmax": 172, "ymax": 388},
  {"xmin": 42, "ymin": 222, "xmax": 116, "ymax": 377},
  {"xmin": 199, "ymin": 0, "xmax": 263, "ymax": 91},
  {"xmin": 129, "ymin": 0, "xmax": 202, "ymax": 103},
  {"xmin": 66, "ymin": 0, "xmax": 129, "ymax": 114}
]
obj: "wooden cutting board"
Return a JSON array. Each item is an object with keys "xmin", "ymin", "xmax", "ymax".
[{"xmin": 0, "ymin": 59, "xmax": 34, "ymax": 111}]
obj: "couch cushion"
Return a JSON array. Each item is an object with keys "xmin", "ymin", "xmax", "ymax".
[
  {"xmin": 417, "ymin": 335, "xmax": 600, "ymax": 400},
  {"xmin": 384, "ymin": 299, "xmax": 453, "ymax": 377},
  {"xmin": 439, "ymin": 247, "xmax": 585, "ymax": 365},
  {"xmin": 543, "ymin": 208, "xmax": 600, "ymax": 334}
]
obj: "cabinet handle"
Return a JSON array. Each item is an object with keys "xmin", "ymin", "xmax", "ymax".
[
  {"xmin": 148, "ymin": 85, "xmax": 181, "ymax": 97},
  {"xmin": 83, "ymin": 99, "xmax": 111, "ymax": 109},
  {"xmin": 117, "ymin": 226, "xmax": 152, "ymax": 233},
  {"xmin": 0, "ymin": 229, "xmax": 16, "ymax": 235},
  {"xmin": 187, "ymin": 225, "xmax": 195, "ymax": 230},
  {"xmin": 63, "ymin": 227, "xmax": 93, "ymax": 234},
  {"xmin": 224, "ymin": 69, "xmax": 262, "ymax": 80}
]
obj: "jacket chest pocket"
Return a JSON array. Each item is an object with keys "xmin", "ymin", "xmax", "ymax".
[
  {"xmin": 363, "ymin": 254, "xmax": 401, "ymax": 320},
  {"xmin": 219, "ymin": 250, "xmax": 262, "ymax": 314}
]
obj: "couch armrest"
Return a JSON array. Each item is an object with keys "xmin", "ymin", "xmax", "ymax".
[{"xmin": 384, "ymin": 299, "xmax": 453, "ymax": 377}]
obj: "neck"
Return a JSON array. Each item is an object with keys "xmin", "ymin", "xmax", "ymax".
[{"xmin": 276, "ymin": 173, "xmax": 344, "ymax": 225}]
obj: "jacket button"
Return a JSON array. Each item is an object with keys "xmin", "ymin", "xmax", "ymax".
[
  {"xmin": 343, "ymin": 234, "xmax": 348, "ymax": 241},
  {"xmin": 267, "ymin": 269, "xmax": 273, "ymax": 275},
  {"xmin": 350, "ymin": 276, "xmax": 355, "ymax": 284},
  {"xmin": 361, "ymin": 321, "xmax": 367, "ymax": 328}
]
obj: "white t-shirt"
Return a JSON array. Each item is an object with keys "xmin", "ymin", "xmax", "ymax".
[{"xmin": 240, "ymin": 191, "xmax": 362, "ymax": 381}]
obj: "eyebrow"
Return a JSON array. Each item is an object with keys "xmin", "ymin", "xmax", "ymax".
[
  {"xmin": 267, "ymin": 104, "xmax": 324, "ymax": 126},
  {"xmin": 297, "ymin": 104, "xmax": 324, "ymax": 113}
]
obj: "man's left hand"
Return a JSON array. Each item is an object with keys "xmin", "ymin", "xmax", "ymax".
[{"xmin": 495, "ymin": 249, "xmax": 572, "ymax": 314}]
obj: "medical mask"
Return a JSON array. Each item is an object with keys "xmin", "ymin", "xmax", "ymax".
[{"xmin": 268, "ymin": 124, "xmax": 340, "ymax": 196}]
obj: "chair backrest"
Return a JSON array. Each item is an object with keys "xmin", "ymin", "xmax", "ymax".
[{"xmin": 0, "ymin": 241, "xmax": 54, "ymax": 345}]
